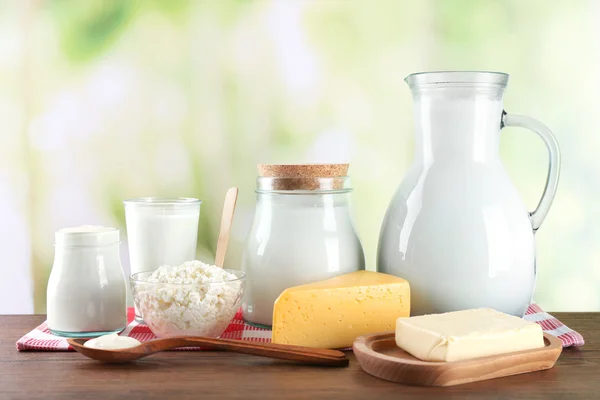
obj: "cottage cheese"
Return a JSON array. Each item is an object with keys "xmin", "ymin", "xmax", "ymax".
[{"xmin": 133, "ymin": 260, "xmax": 243, "ymax": 338}]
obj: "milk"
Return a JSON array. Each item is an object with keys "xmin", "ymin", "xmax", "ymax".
[
  {"xmin": 124, "ymin": 198, "xmax": 201, "ymax": 275},
  {"xmin": 242, "ymin": 193, "xmax": 365, "ymax": 326},
  {"xmin": 47, "ymin": 226, "xmax": 127, "ymax": 336},
  {"xmin": 377, "ymin": 72, "xmax": 550, "ymax": 317},
  {"xmin": 124, "ymin": 198, "xmax": 201, "ymax": 322}
]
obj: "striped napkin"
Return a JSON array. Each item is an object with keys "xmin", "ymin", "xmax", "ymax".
[
  {"xmin": 16, "ymin": 303, "xmax": 584, "ymax": 351},
  {"xmin": 523, "ymin": 303, "xmax": 584, "ymax": 346},
  {"xmin": 16, "ymin": 307, "xmax": 270, "ymax": 351}
]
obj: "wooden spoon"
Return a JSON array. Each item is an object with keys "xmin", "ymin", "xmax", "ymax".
[
  {"xmin": 214, "ymin": 187, "xmax": 239, "ymax": 268},
  {"xmin": 67, "ymin": 336, "xmax": 349, "ymax": 367}
]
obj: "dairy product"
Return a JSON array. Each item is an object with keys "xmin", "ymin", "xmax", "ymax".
[
  {"xmin": 124, "ymin": 198, "xmax": 201, "ymax": 275},
  {"xmin": 132, "ymin": 260, "xmax": 244, "ymax": 338},
  {"xmin": 84, "ymin": 333, "xmax": 141, "ymax": 350},
  {"xmin": 243, "ymin": 193, "xmax": 365, "ymax": 326},
  {"xmin": 272, "ymin": 271, "xmax": 410, "ymax": 348},
  {"xmin": 47, "ymin": 226, "xmax": 127, "ymax": 337},
  {"xmin": 395, "ymin": 308, "xmax": 545, "ymax": 362},
  {"xmin": 378, "ymin": 73, "xmax": 543, "ymax": 317}
]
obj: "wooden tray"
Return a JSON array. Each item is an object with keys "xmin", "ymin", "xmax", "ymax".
[{"xmin": 353, "ymin": 332, "xmax": 562, "ymax": 387}]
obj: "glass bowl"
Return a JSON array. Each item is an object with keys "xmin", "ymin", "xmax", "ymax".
[{"xmin": 130, "ymin": 270, "xmax": 245, "ymax": 338}]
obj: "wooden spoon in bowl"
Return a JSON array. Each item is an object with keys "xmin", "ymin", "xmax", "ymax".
[
  {"xmin": 214, "ymin": 187, "xmax": 238, "ymax": 268},
  {"xmin": 68, "ymin": 336, "xmax": 348, "ymax": 366}
]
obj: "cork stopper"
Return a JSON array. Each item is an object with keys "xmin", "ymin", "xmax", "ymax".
[
  {"xmin": 258, "ymin": 164, "xmax": 349, "ymax": 178},
  {"xmin": 257, "ymin": 164, "xmax": 349, "ymax": 191}
]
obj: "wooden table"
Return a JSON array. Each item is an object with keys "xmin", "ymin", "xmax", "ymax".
[{"xmin": 1, "ymin": 313, "xmax": 597, "ymax": 399}]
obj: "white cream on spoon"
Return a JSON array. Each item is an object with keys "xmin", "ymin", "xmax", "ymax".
[{"xmin": 84, "ymin": 333, "xmax": 141, "ymax": 350}]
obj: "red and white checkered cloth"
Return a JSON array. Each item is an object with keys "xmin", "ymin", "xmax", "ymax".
[
  {"xmin": 16, "ymin": 303, "xmax": 584, "ymax": 351},
  {"xmin": 16, "ymin": 307, "xmax": 271, "ymax": 351},
  {"xmin": 523, "ymin": 303, "xmax": 584, "ymax": 347}
]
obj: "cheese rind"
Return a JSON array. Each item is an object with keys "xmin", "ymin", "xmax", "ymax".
[
  {"xmin": 395, "ymin": 308, "xmax": 545, "ymax": 362},
  {"xmin": 272, "ymin": 271, "xmax": 410, "ymax": 349}
]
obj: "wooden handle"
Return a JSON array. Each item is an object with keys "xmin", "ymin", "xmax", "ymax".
[
  {"xmin": 147, "ymin": 337, "xmax": 349, "ymax": 367},
  {"xmin": 214, "ymin": 187, "xmax": 238, "ymax": 268},
  {"xmin": 189, "ymin": 337, "xmax": 348, "ymax": 367}
]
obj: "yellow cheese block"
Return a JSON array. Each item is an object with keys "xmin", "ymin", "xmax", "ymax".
[{"xmin": 272, "ymin": 271, "xmax": 410, "ymax": 349}]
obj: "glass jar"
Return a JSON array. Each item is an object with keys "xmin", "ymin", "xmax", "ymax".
[
  {"xmin": 46, "ymin": 226, "xmax": 127, "ymax": 337},
  {"xmin": 242, "ymin": 169, "xmax": 365, "ymax": 327}
]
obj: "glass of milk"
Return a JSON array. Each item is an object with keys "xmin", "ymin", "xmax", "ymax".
[{"xmin": 123, "ymin": 197, "xmax": 201, "ymax": 322}]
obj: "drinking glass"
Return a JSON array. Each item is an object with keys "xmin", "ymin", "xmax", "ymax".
[{"xmin": 124, "ymin": 197, "xmax": 201, "ymax": 322}]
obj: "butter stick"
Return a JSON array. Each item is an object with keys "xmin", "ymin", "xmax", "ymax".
[{"xmin": 395, "ymin": 308, "xmax": 545, "ymax": 362}]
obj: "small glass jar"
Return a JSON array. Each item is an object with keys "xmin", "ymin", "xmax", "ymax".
[
  {"xmin": 242, "ymin": 165, "xmax": 365, "ymax": 327},
  {"xmin": 46, "ymin": 226, "xmax": 127, "ymax": 337}
]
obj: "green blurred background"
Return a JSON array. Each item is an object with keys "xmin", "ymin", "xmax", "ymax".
[{"xmin": 1, "ymin": 0, "xmax": 597, "ymax": 313}]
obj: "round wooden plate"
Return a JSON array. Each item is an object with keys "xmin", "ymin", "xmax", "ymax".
[{"xmin": 353, "ymin": 332, "xmax": 562, "ymax": 387}]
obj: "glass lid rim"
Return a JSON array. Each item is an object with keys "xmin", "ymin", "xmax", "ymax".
[
  {"xmin": 405, "ymin": 71, "xmax": 510, "ymax": 87},
  {"xmin": 256, "ymin": 176, "xmax": 352, "ymax": 193},
  {"xmin": 56, "ymin": 226, "xmax": 118, "ymax": 235},
  {"xmin": 257, "ymin": 176, "xmax": 350, "ymax": 180},
  {"xmin": 123, "ymin": 197, "xmax": 202, "ymax": 206},
  {"xmin": 255, "ymin": 188, "xmax": 353, "ymax": 194}
]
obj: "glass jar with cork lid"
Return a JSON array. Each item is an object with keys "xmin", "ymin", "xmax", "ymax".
[{"xmin": 242, "ymin": 164, "xmax": 365, "ymax": 327}]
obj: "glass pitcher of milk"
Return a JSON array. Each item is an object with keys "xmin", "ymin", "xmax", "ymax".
[
  {"xmin": 378, "ymin": 71, "xmax": 560, "ymax": 317},
  {"xmin": 242, "ymin": 164, "xmax": 365, "ymax": 327}
]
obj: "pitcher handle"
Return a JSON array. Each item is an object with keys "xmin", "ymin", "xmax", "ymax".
[{"xmin": 501, "ymin": 111, "xmax": 561, "ymax": 231}]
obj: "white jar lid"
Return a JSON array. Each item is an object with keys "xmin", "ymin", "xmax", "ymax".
[{"xmin": 55, "ymin": 225, "xmax": 119, "ymax": 247}]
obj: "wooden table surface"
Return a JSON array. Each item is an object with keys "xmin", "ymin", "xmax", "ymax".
[{"xmin": 1, "ymin": 313, "xmax": 598, "ymax": 400}]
